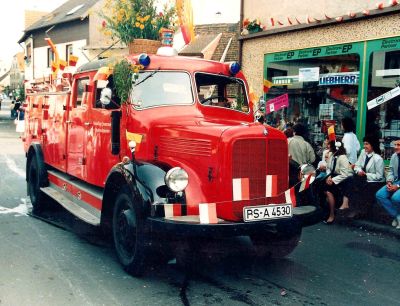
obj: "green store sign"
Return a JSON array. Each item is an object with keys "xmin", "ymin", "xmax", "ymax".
[{"xmin": 267, "ymin": 42, "xmax": 364, "ymax": 62}]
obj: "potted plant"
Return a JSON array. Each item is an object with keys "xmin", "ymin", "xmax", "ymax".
[
  {"xmin": 242, "ymin": 18, "xmax": 265, "ymax": 35},
  {"xmin": 100, "ymin": 0, "xmax": 176, "ymax": 54}
]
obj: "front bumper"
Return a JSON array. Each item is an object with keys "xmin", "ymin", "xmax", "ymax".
[{"xmin": 147, "ymin": 205, "xmax": 321, "ymax": 237}]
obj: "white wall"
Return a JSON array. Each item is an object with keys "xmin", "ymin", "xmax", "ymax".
[{"xmin": 26, "ymin": 39, "xmax": 88, "ymax": 80}]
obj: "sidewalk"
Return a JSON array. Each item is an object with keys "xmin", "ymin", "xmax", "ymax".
[{"xmin": 336, "ymin": 217, "xmax": 400, "ymax": 240}]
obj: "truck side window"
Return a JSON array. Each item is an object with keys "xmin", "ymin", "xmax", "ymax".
[
  {"xmin": 196, "ymin": 73, "xmax": 249, "ymax": 112},
  {"xmin": 75, "ymin": 77, "xmax": 90, "ymax": 107},
  {"xmin": 95, "ymin": 76, "xmax": 120, "ymax": 109}
]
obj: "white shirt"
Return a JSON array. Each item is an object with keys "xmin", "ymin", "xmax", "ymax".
[{"xmin": 342, "ymin": 132, "xmax": 360, "ymax": 164}]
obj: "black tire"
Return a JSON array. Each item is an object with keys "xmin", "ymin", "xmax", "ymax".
[
  {"xmin": 250, "ymin": 227, "xmax": 302, "ymax": 258},
  {"xmin": 28, "ymin": 155, "xmax": 48, "ymax": 211},
  {"xmin": 112, "ymin": 187, "xmax": 148, "ymax": 276}
]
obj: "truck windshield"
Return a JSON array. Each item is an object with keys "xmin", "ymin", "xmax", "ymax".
[
  {"xmin": 130, "ymin": 71, "xmax": 193, "ymax": 108},
  {"xmin": 196, "ymin": 73, "xmax": 249, "ymax": 112}
]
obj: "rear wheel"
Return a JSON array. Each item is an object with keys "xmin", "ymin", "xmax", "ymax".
[
  {"xmin": 28, "ymin": 155, "xmax": 48, "ymax": 211},
  {"xmin": 250, "ymin": 227, "xmax": 302, "ymax": 258},
  {"xmin": 112, "ymin": 187, "xmax": 148, "ymax": 276}
]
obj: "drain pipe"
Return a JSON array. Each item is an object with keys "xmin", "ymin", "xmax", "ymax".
[{"xmin": 238, "ymin": 0, "xmax": 244, "ymax": 65}]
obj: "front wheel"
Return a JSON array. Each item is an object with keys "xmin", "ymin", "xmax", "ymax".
[
  {"xmin": 112, "ymin": 187, "xmax": 148, "ymax": 277},
  {"xmin": 28, "ymin": 155, "xmax": 48, "ymax": 211},
  {"xmin": 250, "ymin": 227, "xmax": 302, "ymax": 258}
]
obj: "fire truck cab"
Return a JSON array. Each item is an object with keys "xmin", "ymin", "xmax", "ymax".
[{"xmin": 23, "ymin": 51, "xmax": 319, "ymax": 276}]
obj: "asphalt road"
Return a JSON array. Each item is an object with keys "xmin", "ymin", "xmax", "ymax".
[{"xmin": 0, "ymin": 100, "xmax": 399, "ymax": 306}]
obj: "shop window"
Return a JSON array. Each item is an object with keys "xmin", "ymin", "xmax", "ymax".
[
  {"xmin": 66, "ymin": 44, "xmax": 73, "ymax": 63},
  {"xmin": 366, "ymin": 50, "xmax": 400, "ymax": 160},
  {"xmin": 47, "ymin": 48, "xmax": 55, "ymax": 68},
  {"xmin": 26, "ymin": 43, "xmax": 32, "ymax": 65},
  {"xmin": 265, "ymin": 53, "xmax": 360, "ymax": 153}
]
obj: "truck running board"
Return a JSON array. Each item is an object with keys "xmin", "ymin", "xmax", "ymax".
[{"xmin": 40, "ymin": 187, "xmax": 101, "ymax": 226}]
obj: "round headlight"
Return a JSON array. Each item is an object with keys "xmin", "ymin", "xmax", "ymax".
[{"xmin": 165, "ymin": 167, "xmax": 189, "ymax": 192}]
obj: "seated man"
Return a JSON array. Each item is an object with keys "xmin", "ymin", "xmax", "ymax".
[{"xmin": 376, "ymin": 139, "xmax": 400, "ymax": 228}]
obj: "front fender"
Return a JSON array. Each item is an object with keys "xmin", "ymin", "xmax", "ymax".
[{"xmin": 102, "ymin": 161, "xmax": 184, "ymax": 230}]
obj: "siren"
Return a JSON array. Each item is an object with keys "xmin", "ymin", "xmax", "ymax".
[
  {"xmin": 229, "ymin": 62, "xmax": 241, "ymax": 75},
  {"xmin": 138, "ymin": 53, "xmax": 151, "ymax": 67}
]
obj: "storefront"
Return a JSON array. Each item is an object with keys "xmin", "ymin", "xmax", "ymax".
[{"xmin": 263, "ymin": 36, "xmax": 400, "ymax": 160}]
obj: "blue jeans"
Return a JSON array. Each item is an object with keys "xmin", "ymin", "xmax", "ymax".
[{"xmin": 376, "ymin": 181, "xmax": 400, "ymax": 217}]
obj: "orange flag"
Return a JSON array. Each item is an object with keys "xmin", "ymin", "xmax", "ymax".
[
  {"xmin": 263, "ymin": 79, "xmax": 273, "ymax": 93},
  {"xmin": 328, "ymin": 125, "xmax": 336, "ymax": 141},
  {"xmin": 69, "ymin": 55, "xmax": 79, "ymax": 67},
  {"xmin": 59, "ymin": 59, "xmax": 67, "ymax": 71}
]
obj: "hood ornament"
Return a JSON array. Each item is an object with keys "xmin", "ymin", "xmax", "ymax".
[{"xmin": 263, "ymin": 127, "xmax": 268, "ymax": 136}]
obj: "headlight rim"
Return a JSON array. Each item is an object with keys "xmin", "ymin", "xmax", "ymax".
[{"xmin": 164, "ymin": 167, "xmax": 189, "ymax": 193}]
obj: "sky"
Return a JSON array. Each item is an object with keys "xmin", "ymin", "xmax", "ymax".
[{"xmin": 0, "ymin": 0, "xmax": 240, "ymax": 66}]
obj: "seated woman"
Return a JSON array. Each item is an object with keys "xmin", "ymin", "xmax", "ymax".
[
  {"xmin": 345, "ymin": 136, "xmax": 385, "ymax": 217},
  {"xmin": 324, "ymin": 140, "xmax": 354, "ymax": 224}
]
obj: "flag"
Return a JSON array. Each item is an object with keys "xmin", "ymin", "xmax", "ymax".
[
  {"xmin": 94, "ymin": 66, "xmax": 112, "ymax": 81},
  {"xmin": 232, "ymin": 178, "xmax": 250, "ymax": 201},
  {"xmin": 51, "ymin": 61, "xmax": 58, "ymax": 73},
  {"xmin": 164, "ymin": 204, "xmax": 182, "ymax": 218},
  {"xmin": 263, "ymin": 79, "xmax": 273, "ymax": 93},
  {"xmin": 266, "ymin": 175, "xmax": 278, "ymax": 197},
  {"xmin": 126, "ymin": 131, "xmax": 143, "ymax": 151},
  {"xmin": 328, "ymin": 125, "xmax": 336, "ymax": 141},
  {"xmin": 176, "ymin": 0, "xmax": 195, "ymax": 45},
  {"xmin": 285, "ymin": 187, "xmax": 296, "ymax": 206},
  {"xmin": 59, "ymin": 59, "xmax": 67, "ymax": 71},
  {"xmin": 299, "ymin": 174, "xmax": 314, "ymax": 192},
  {"xmin": 199, "ymin": 203, "xmax": 218, "ymax": 224},
  {"xmin": 69, "ymin": 55, "xmax": 79, "ymax": 67}
]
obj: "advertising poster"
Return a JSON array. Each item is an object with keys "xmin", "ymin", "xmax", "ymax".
[
  {"xmin": 299, "ymin": 67, "xmax": 320, "ymax": 82},
  {"xmin": 266, "ymin": 94, "xmax": 289, "ymax": 114}
]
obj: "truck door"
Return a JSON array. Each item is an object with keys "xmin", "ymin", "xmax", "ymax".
[
  {"xmin": 43, "ymin": 93, "xmax": 69, "ymax": 172},
  {"xmin": 66, "ymin": 76, "xmax": 91, "ymax": 180},
  {"xmin": 84, "ymin": 77, "xmax": 121, "ymax": 187}
]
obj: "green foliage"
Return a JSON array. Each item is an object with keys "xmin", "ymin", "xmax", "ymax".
[
  {"xmin": 100, "ymin": 0, "xmax": 176, "ymax": 44},
  {"xmin": 113, "ymin": 59, "xmax": 133, "ymax": 103}
]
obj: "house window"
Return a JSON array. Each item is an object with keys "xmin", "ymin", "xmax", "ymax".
[
  {"xmin": 26, "ymin": 43, "xmax": 32, "ymax": 65},
  {"xmin": 66, "ymin": 44, "xmax": 73, "ymax": 62},
  {"xmin": 47, "ymin": 48, "xmax": 55, "ymax": 68}
]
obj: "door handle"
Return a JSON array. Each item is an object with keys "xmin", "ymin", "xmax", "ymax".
[
  {"xmin": 66, "ymin": 120, "xmax": 72, "ymax": 124},
  {"xmin": 84, "ymin": 122, "xmax": 91, "ymax": 126}
]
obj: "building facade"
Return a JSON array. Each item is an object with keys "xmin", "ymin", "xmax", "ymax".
[
  {"xmin": 240, "ymin": 1, "xmax": 400, "ymax": 161},
  {"xmin": 19, "ymin": 0, "xmax": 126, "ymax": 81},
  {"xmin": 9, "ymin": 53, "xmax": 25, "ymax": 91}
]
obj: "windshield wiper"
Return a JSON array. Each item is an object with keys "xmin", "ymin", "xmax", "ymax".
[
  {"xmin": 133, "ymin": 67, "xmax": 161, "ymax": 87},
  {"xmin": 218, "ymin": 73, "xmax": 243, "ymax": 85}
]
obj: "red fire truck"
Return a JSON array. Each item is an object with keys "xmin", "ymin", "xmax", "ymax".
[{"xmin": 23, "ymin": 51, "xmax": 318, "ymax": 276}]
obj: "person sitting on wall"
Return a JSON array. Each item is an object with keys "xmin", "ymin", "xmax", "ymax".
[
  {"xmin": 345, "ymin": 135, "xmax": 385, "ymax": 218},
  {"xmin": 375, "ymin": 139, "xmax": 400, "ymax": 229},
  {"xmin": 323, "ymin": 140, "xmax": 353, "ymax": 224},
  {"xmin": 288, "ymin": 123, "xmax": 315, "ymax": 187}
]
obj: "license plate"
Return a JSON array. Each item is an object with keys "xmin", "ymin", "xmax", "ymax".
[{"xmin": 243, "ymin": 204, "xmax": 292, "ymax": 222}]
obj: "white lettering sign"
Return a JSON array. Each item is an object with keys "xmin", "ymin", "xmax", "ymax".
[{"xmin": 367, "ymin": 86, "xmax": 400, "ymax": 110}]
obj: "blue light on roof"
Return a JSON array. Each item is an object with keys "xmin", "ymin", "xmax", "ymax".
[{"xmin": 138, "ymin": 53, "xmax": 150, "ymax": 67}]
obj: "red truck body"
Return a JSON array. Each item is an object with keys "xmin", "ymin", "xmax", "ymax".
[{"xmin": 23, "ymin": 53, "xmax": 318, "ymax": 275}]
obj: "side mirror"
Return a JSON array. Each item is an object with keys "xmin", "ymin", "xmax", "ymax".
[{"xmin": 100, "ymin": 87, "xmax": 112, "ymax": 105}]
